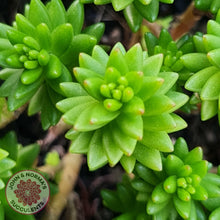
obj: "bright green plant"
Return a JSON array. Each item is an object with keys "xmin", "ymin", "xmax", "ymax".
[
  {"xmin": 56, "ymin": 42, "xmax": 188, "ymax": 172},
  {"xmin": 102, "ymin": 138, "xmax": 220, "ymax": 219},
  {"xmin": 183, "ymin": 9, "xmax": 220, "ymax": 124},
  {"xmin": 194, "ymin": 0, "xmax": 220, "ymax": 14},
  {"xmin": 0, "ymin": 0, "xmax": 103, "ymax": 129},
  {"xmin": 80, "ymin": 0, "xmax": 174, "ymax": 32},
  {"xmin": 0, "ymin": 0, "xmax": 220, "ymax": 219}
]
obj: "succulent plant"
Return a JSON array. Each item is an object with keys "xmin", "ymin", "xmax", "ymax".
[
  {"xmin": 101, "ymin": 175, "xmax": 150, "ymax": 220},
  {"xmin": 102, "ymin": 138, "xmax": 220, "ymax": 219},
  {"xmin": 80, "ymin": 0, "xmax": 174, "ymax": 32},
  {"xmin": 0, "ymin": 0, "xmax": 104, "ymax": 129},
  {"xmin": 183, "ymin": 9, "xmax": 220, "ymax": 123},
  {"xmin": 145, "ymin": 29, "xmax": 200, "ymax": 113},
  {"xmin": 57, "ymin": 42, "xmax": 188, "ymax": 172},
  {"xmin": 194, "ymin": 0, "xmax": 220, "ymax": 15}
]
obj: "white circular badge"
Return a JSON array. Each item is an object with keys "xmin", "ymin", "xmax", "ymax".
[{"xmin": 5, "ymin": 170, "xmax": 50, "ymax": 215}]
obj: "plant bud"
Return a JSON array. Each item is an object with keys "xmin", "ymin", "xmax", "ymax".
[
  {"xmin": 122, "ymin": 87, "xmax": 134, "ymax": 102},
  {"xmin": 104, "ymin": 99, "xmax": 122, "ymax": 112}
]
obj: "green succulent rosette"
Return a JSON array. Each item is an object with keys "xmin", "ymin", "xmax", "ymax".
[
  {"xmin": 102, "ymin": 138, "xmax": 220, "ymax": 219},
  {"xmin": 194, "ymin": 0, "xmax": 220, "ymax": 15},
  {"xmin": 0, "ymin": 0, "xmax": 104, "ymax": 129},
  {"xmin": 57, "ymin": 42, "xmax": 188, "ymax": 172},
  {"xmin": 80, "ymin": 0, "xmax": 174, "ymax": 32},
  {"xmin": 183, "ymin": 9, "xmax": 220, "ymax": 123}
]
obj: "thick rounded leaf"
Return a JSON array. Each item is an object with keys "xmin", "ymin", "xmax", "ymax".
[
  {"xmin": 21, "ymin": 67, "xmax": 43, "ymax": 85},
  {"xmin": 107, "ymin": 46, "xmax": 129, "ymax": 75},
  {"xmin": 46, "ymin": 0, "xmax": 66, "ymax": 29},
  {"xmin": 185, "ymin": 66, "xmax": 218, "ymax": 92},
  {"xmin": 191, "ymin": 160, "xmax": 208, "ymax": 178},
  {"xmin": 67, "ymin": 0, "xmax": 84, "ymax": 35},
  {"xmin": 208, "ymin": 48, "xmax": 220, "ymax": 68},
  {"xmin": 116, "ymin": 114, "xmax": 143, "ymax": 140},
  {"xmin": 69, "ymin": 131, "xmax": 92, "ymax": 154},
  {"xmin": 181, "ymin": 53, "xmax": 211, "ymax": 72},
  {"xmin": 166, "ymin": 91, "xmax": 189, "ymax": 113},
  {"xmin": 0, "ymin": 158, "xmax": 16, "ymax": 173},
  {"xmin": 112, "ymin": 0, "xmax": 133, "ymax": 11},
  {"xmin": 184, "ymin": 147, "xmax": 203, "ymax": 164},
  {"xmin": 101, "ymin": 189, "xmax": 122, "ymax": 212},
  {"xmin": 203, "ymin": 34, "xmax": 220, "ymax": 51},
  {"xmin": 147, "ymin": 198, "xmax": 170, "ymax": 215},
  {"xmin": 209, "ymin": 207, "xmax": 220, "ymax": 220},
  {"xmin": 135, "ymin": 163, "xmax": 160, "ymax": 185},
  {"xmin": 141, "ymin": 130, "xmax": 173, "ymax": 152},
  {"xmin": 102, "ymin": 127, "xmax": 123, "ymax": 166},
  {"xmin": 120, "ymin": 155, "xmax": 136, "ymax": 173},
  {"xmin": 173, "ymin": 195, "xmax": 191, "ymax": 219},
  {"xmin": 92, "ymin": 45, "xmax": 108, "ymax": 67},
  {"xmin": 143, "ymin": 113, "xmax": 176, "ymax": 132},
  {"xmin": 152, "ymin": 183, "xmax": 171, "ymax": 204},
  {"xmin": 83, "ymin": 77, "xmax": 104, "ymax": 100},
  {"xmin": 164, "ymin": 154, "xmax": 184, "ymax": 176},
  {"xmin": 133, "ymin": 142, "xmax": 162, "ymax": 171},
  {"xmin": 137, "ymin": 76, "xmax": 164, "ymax": 101},
  {"xmin": 156, "ymin": 72, "xmax": 178, "ymax": 95},
  {"xmin": 59, "ymin": 82, "xmax": 87, "ymax": 97},
  {"xmin": 123, "ymin": 4, "xmax": 143, "ymax": 32},
  {"xmin": 51, "ymin": 23, "xmax": 73, "ymax": 56},
  {"xmin": 144, "ymin": 95, "xmax": 175, "ymax": 116},
  {"xmin": 201, "ymin": 99, "xmax": 218, "ymax": 120},
  {"xmin": 200, "ymin": 72, "xmax": 220, "ymax": 100},
  {"xmin": 79, "ymin": 53, "xmax": 105, "ymax": 76},
  {"xmin": 29, "ymin": 0, "xmax": 52, "ymax": 28},
  {"xmin": 134, "ymin": 0, "xmax": 159, "ymax": 22},
  {"xmin": 131, "ymin": 178, "xmax": 154, "ymax": 192},
  {"xmin": 72, "ymin": 102, "xmax": 108, "ymax": 131},
  {"xmin": 87, "ymin": 130, "xmax": 108, "ymax": 170},
  {"xmin": 0, "ymin": 148, "xmax": 9, "ymax": 161},
  {"xmin": 143, "ymin": 54, "xmax": 163, "ymax": 77},
  {"xmin": 125, "ymin": 43, "xmax": 143, "ymax": 71},
  {"xmin": 56, "ymin": 96, "xmax": 94, "ymax": 113},
  {"xmin": 111, "ymin": 122, "xmax": 137, "ymax": 156},
  {"xmin": 173, "ymin": 137, "xmax": 189, "ymax": 159},
  {"xmin": 207, "ymin": 20, "xmax": 220, "ymax": 37},
  {"xmin": 82, "ymin": 22, "xmax": 105, "ymax": 43},
  {"xmin": 36, "ymin": 23, "xmax": 51, "ymax": 50},
  {"xmin": 163, "ymin": 175, "xmax": 177, "ymax": 194},
  {"xmin": 15, "ymin": 14, "xmax": 36, "ymax": 37}
]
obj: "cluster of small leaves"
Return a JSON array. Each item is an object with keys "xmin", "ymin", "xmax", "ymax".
[
  {"xmin": 145, "ymin": 29, "xmax": 200, "ymax": 113},
  {"xmin": 194, "ymin": 0, "xmax": 220, "ymax": 15},
  {"xmin": 0, "ymin": 0, "xmax": 103, "ymax": 129},
  {"xmin": 102, "ymin": 138, "xmax": 220, "ymax": 219},
  {"xmin": 57, "ymin": 42, "xmax": 188, "ymax": 172},
  {"xmin": 0, "ymin": 131, "xmax": 40, "ymax": 220},
  {"xmin": 80, "ymin": 0, "xmax": 174, "ymax": 32},
  {"xmin": 183, "ymin": 9, "xmax": 220, "ymax": 124}
]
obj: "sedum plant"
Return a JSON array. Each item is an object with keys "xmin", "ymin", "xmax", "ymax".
[
  {"xmin": 183, "ymin": 9, "xmax": 220, "ymax": 124},
  {"xmin": 102, "ymin": 138, "xmax": 220, "ymax": 219},
  {"xmin": 80, "ymin": 0, "xmax": 174, "ymax": 32},
  {"xmin": 194, "ymin": 0, "xmax": 220, "ymax": 15},
  {"xmin": 57, "ymin": 42, "xmax": 188, "ymax": 172},
  {"xmin": 0, "ymin": 0, "xmax": 220, "ymax": 219},
  {"xmin": 0, "ymin": 0, "xmax": 103, "ymax": 129}
]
